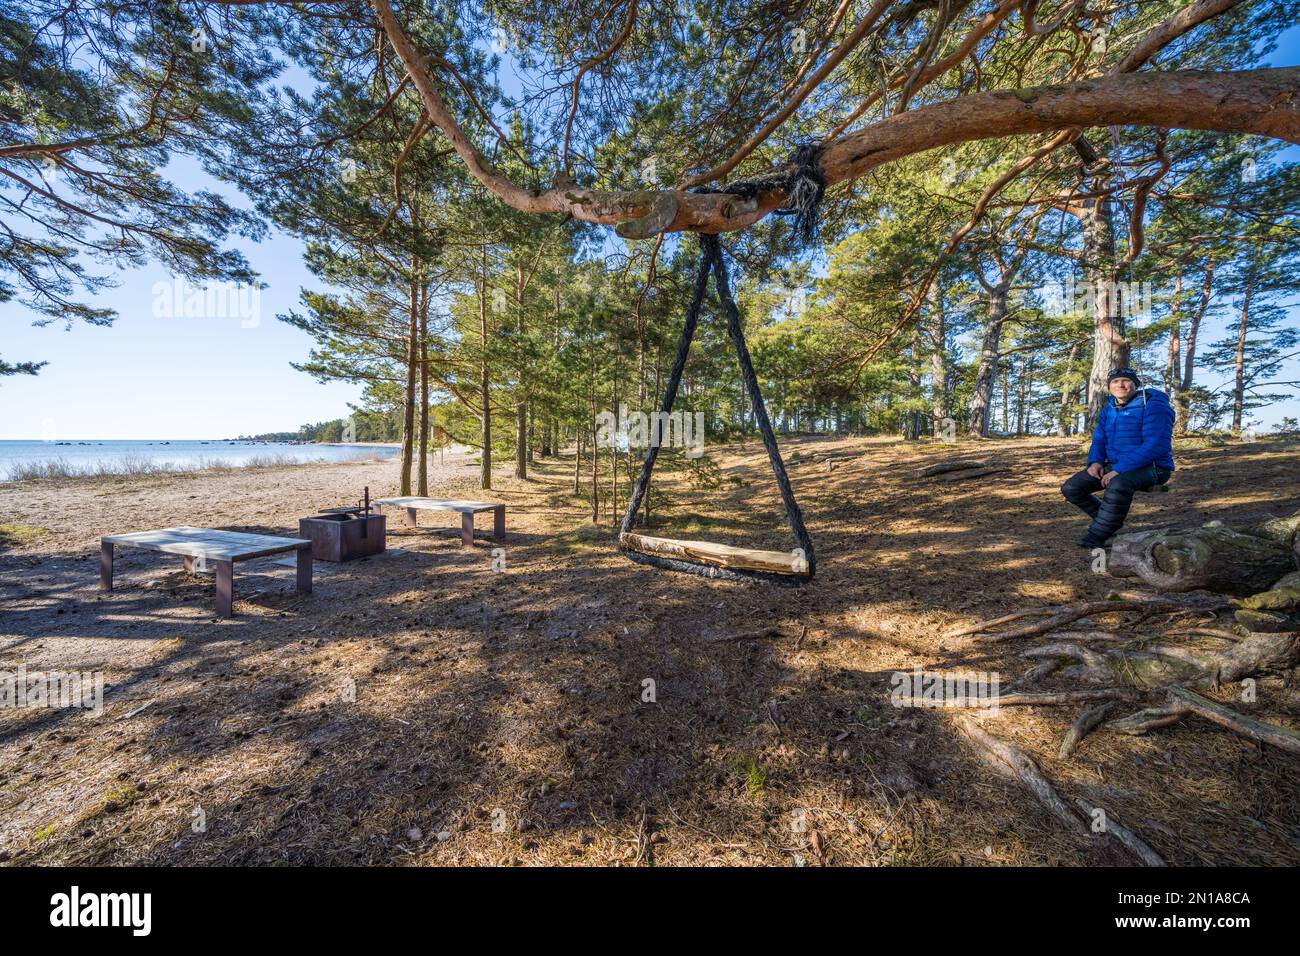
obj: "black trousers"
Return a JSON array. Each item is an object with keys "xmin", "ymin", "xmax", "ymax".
[{"xmin": 1060, "ymin": 464, "xmax": 1171, "ymax": 540}]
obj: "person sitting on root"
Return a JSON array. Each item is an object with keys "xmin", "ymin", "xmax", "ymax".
[{"xmin": 1061, "ymin": 367, "xmax": 1175, "ymax": 548}]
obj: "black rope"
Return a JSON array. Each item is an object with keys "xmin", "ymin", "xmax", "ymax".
[
  {"xmin": 693, "ymin": 143, "xmax": 826, "ymax": 245},
  {"xmin": 618, "ymin": 232, "xmax": 816, "ymax": 585}
]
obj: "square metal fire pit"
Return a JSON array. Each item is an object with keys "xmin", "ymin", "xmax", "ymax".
[{"xmin": 298, "ymin": 512, "xmax": 386, "ymax": 562}]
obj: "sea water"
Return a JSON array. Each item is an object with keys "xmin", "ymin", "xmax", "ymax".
[{"xmin": 0, "ymin": 439, "xmax": 398, "ymax": 478}]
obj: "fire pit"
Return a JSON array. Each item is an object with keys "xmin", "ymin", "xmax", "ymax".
[{"xmin": 299, "ymin": 487, "xmax": 386, "ymax": 561}]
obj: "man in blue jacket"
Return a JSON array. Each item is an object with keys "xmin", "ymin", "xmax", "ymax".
[{"xmin": 1061, "ymin": 367, "xmax": 1175, "ymax": 547}]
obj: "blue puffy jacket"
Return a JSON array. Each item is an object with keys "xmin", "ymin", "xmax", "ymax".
[{"xmin": 1088, "ymin": 387, "xmax": 1176, "ymax": 474}]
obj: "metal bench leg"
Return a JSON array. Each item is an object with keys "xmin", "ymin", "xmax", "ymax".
[
  {"xmin": 405, "ymin": 508, "xmax": 418, "ymax": 528},
  {"xmin": 461, "ymin": 511, "xmax": 475, "ymax": 546},
  {"xmin": 214, "ymin": 560, "xmax": 234, "ymax": 618},
  {"xmin": 493, "ymin": 506, "xmax": 506, "ymax": 542},
  {"xmin": 296, "ymin": 545, "xmax": 313, "ymax": 595},
  {"xmin": 100, "ymin": 542, "xmax": 113, "ymax": 591}
]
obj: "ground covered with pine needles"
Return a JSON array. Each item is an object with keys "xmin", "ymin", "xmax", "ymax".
[{"xmin": 1, "ymin": 433, "xmax": 1298, "ymax": 865}]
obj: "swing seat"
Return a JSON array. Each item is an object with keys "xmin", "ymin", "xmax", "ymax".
[
  {"xmin": 620, "ymin": 532, "xmax": 809, "ymax": 576},
  {"xmin": 616, "ymin": 231, "xmax": 816, "ymax": 586}
]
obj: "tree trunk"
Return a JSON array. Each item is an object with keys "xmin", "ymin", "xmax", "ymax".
[
  {"xmin": 1000, "ymin": 363, "xmax": 1010, "ymax": 433},
  {"xmin": 609, "ymin": 378, "xmax": 618, "ymax": 521},
  {"xmin": 1175, "ymin": 261, "xmax": 1214, "ymax": 435},
  {"xmin": 399, "ymin": 258, "xmax": 419, "ymax": 496},
  {"xmin": 574, "ymin": 431, "xmax": 581, "ymax": 494},
  {"xmin": 926, "ymin": 282, "xmax": 949, "ymax": 433},
  {"xmin": 417, "ymin": 280, "xmax": 429, "ymax": 496},
  {"xmin": 1165, "ymin": 273, "xmax": 1182, "ymax": 401},
  {"xmin": 515, "ymin": 401, "xmax": 528, "ymax": 479},
  {"xmin": 968, "ymin": 286, "xmax": 1007, "ymax": 437},
  {"xmin": 1083, "ymin": 193, "xmax": 1127, "ymax": 431},
  {"xmin": 1231, "ymin": 269, "xmax": 1255, "ymax": 437},
  {"xmin": 478, "ymin": 251, "xmax": 492, "ymax": 490},
  {"xmin": 514, "ymin": 262, "xmax": 528, "ymax": 479},
  {"xmin": 589, "ymin": 350, "xmax": 599, "ymax": 522},
  {"xmin": 1057, "ymin": 340, "xmax": 1080, "ymax": 436}
]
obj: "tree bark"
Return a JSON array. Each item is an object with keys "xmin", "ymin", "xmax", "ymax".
[
  {"xmin": 969, "ymin": 286, "xmax": 1007, "ymax": 436},
  {"xmin": 1165, "ymin": 273, "xmax": 1182, "ymax": 401},
  {"xmin": 1121, "ymin": 524, "xmax": 1295, "ymax": 594},
  {"xmin": 926, "ymin": 282, "xmax": 949, "ymax": 433},
  {"xmin": 399, "ymin": 257, "xmax": 419, "ymax": 496},
  {"xmin": 1231, "ymin": 267, "xmax": 1255, "ymax": 436},
  {"xmin": 1057, "ymin": 340, "xmax": 1080, "ymax": 436},
  {"xmin": 478, "ymin": 250, "xmax": 492, "ymax": 490},
  {"xmin": 417, "ymin": 279, "xmax": 429, "ymax": 496},
  {"xmin": 514, "ymin": 261, "xmax": 528, "ymax": 479},
  {"xmin": 1084, "ymin": 193, "xmax": 1127, "ymax": 431},
  {"xmin": 1175, "ymin": 261, "xmax": 1214, "ymax": 434}
]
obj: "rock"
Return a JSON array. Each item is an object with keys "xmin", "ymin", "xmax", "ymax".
[
  {"xmin": 1242, "ymin": 587, "xmax": 1300, "ymax": 612},
  {"xmin": 1272, "ymin": 571, "xmax": 1300, "ymax": 591},
  {"xmin": 436, "ymin": 831, "xmax": 452, "ymax": 842},
  {"xmin": 1249, "ymin": 510, "xmax": 1300, "ymax": 548},
  {"xmin": 406, "ymin": 827, "xmax": 422, "ymax": 841},
  {"xmin": 1234, "ymin": 609, "xmax": 1295, "ymax": 633}
]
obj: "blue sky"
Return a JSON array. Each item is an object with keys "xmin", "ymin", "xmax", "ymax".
[{"xmin": 1, "ymin": 22, "xmax": 1297, "ymax": 440}]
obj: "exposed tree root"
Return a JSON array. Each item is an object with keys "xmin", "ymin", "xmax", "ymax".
[
  {"xmin": 1059, "ymin": 701, "xmax": 1118, "ymax": 758},
  {"xmin": 1109, "ymin": 518, "xmax": 1299, "ymax": 594},
  {"xmin": 943, "ymin": 596, "xmax": 1223, "ymax": 642},
  {"xmin": 1168, "ymin": 687, "xmax": 1300, "ymax": 756},
  {"xmin": 1051, "ymin": 630, "xmax": 1136, "ymax": 642},
  {"xmin": 1022, "ymin": 628, "xmax": 1298, "ymax": 689},
  {"xmin": 1074, "ymin": 797, "xmax": 1167, "ymax": 866},
  {"xmin": 1166, "ymin": 627, "xmax": 1243, "ymax": 642},
  {"xmin": 710, "ymin": 625, "xmax": 794, "ymax": 644},
  {"xmin": 1106, "ymin": 705, "xmax": 1189, "ymax": 735},
  {"xmin": 932, "ymin": 466, "xmax": 1008, "ymax": 483},
  {"xmin": 952, "ymin": 713, "xmax": 1086, "ymax": 836},
  {"xmin": 897, "ymin": 689, "xmax": 1139, "ymax": 709},
  {"xmin": 916, "ymin": 459, "xmax": 989, "ymax": 478}
]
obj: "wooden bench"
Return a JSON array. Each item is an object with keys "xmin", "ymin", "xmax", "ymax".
[
  {"xmin": 100, "ymin": 526, "xmax": 312, "ymax": 618},
  {"xmin": 373, "ymin": 497, "xmax": 506, "ymax": 546}
]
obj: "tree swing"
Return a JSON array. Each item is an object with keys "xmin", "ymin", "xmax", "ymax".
[{"xmin": 617, "ymin": 147, "xmax": 824, "ymax": 585}]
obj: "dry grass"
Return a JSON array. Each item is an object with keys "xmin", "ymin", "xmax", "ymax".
[
  {"xmin": 1, "ymin": 451, "xmax": 380, "ymax": 484},
  {"xmin": 0, "ymin": 435, "xmax": 1297, "ymax": 866}
]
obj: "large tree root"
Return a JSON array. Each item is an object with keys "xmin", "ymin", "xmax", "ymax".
[
  {"xmin": 1167, "ymin": 687, "xmax": 1300, "ymax": 756},
  {"xmin": 1022, "ymin": 628, "xmax": 1299, "ymax": 689},
  {"xmin": 916, "ymin": 459, "xmax": 989, "ymax": 478},
  {"xmin": 954, "ymin": 713, "xmax": 1165, "ymax": 864},
  {"xmin": 1073, "ymin": 797, "xmax": 1167, "ymax": 866},
  {"xmin": 896, "ymin": 688, "xmax": 1140, "ymax": 709},
  {"xmin": 953, "ymin": 713, "xmax": 1086, "ymax": 836},
  {"xmin": 943, "ymin": 596, "xmax": 1223, "ymax": 642},
  {"xmin": 1105, "ymin": 688, "xmax": 1300, "ymax": 757},
  {"xmin": 1106, "ymin": 705, "xmax": 1190, "ymax": 735},
  {"xmin": 1108, "ymin": 516, "xmax": 1299, "ymax": 594},
  {"xmin": 1059, "ymin": 701, "xmax": 1118, "ymax": 758}
]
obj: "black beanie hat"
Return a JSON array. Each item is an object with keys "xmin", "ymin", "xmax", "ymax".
[{"xmin": 1107, "ymin": 367, "xmax": 1142, "ymax": 388}]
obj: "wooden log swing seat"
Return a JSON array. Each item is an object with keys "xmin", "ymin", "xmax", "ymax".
[{"xmin": 618, "ymin": 146, "xmax": 825, "ymax": 585}]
